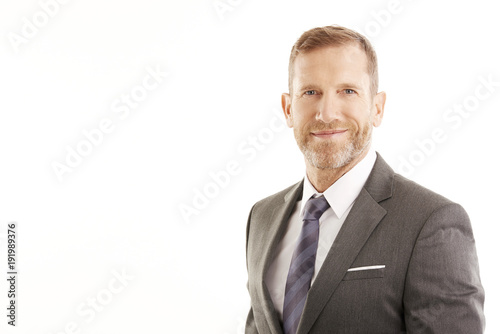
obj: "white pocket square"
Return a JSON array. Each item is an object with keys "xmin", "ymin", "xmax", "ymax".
[{"xmin": 347, "ymin": 265, "xmax": 385, "ymax": 272}]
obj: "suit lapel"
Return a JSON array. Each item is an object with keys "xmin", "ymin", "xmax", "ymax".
[
  {"xmin": 297, "ymin": 153, "xmax": 394, "ymax": 334},
  {"xmin": 256, "ymin": 181, "xmax": 303, "ymax": 334}
]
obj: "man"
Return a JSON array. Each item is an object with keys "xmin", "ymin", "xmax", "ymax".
[{"xmin": 245, "ymin": 25, "xmax": 485, "ymax": 334}]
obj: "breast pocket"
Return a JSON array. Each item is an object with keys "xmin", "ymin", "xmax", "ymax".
[{"xmin": 342, "ymin": 266, "xmax": 385, "ymax": 281}]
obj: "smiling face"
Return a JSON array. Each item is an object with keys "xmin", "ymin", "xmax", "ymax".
[{"xmin": 282, "ymin": 43, "xmax": 386, "ymax": 171}]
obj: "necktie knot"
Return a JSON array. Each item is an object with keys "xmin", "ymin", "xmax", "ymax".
[{"xmin": 303, "ymin": 195, "xmax": 330, "ymax": 221}]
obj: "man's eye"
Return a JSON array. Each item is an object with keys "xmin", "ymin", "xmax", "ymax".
[
  {"xmin": 305, "ymin": 90, "xmax": 317, "ymax": 95},
  {"xmin": 344, "ymin": 89, "xmax": 356, "ymax": 94}
]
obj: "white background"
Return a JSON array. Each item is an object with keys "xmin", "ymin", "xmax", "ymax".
[{"xmin": 1, "ymin": 0, "xmax": 499, "ymax": 333}]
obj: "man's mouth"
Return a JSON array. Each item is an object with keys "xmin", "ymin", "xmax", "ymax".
[{"xmin": 311, "ymin": 129, "xmax": 348, "ymax": 138}]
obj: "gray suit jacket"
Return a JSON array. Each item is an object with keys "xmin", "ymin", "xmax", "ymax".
[{"xmin": 245, "ymin": 153, "xmax": 485, "ymax": 333}]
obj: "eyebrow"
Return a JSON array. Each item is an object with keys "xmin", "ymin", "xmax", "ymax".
[
  {"xmin": 295, "ymin": 84, "xmax": 320, "ymax": 92},
  {"xmin": 336, "ymin": 82, "xmax": 364, "ymax": 91},
  {"xmin": 295, "ymin": 82, "xmax": 364, "ymax": 92}
]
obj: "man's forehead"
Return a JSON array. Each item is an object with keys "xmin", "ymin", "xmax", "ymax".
[
  {"xmin": 294, "ymin": 43, "xmax": 367, "ymax": 69},
  {"xmin": 292, "ymin": 44, "xmax": 370, "ymax": 85}
]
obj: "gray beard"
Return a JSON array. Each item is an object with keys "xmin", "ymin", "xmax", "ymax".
[{"xmin": 297, "ymin": 129, "xmax": 372, "ymax": 170}]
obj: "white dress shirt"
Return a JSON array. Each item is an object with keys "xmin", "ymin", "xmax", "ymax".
[{"xmin": 264, "ymin": 149, "xmax": 377, "ymax": 321}]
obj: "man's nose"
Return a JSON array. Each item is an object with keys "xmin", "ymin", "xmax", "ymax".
[{"xmin": 316, "ymin": 93, "xmax": 341, "ymax": 123}]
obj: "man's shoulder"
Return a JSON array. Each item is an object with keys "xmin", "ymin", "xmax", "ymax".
[
  {"xmin": 251, "ymin": 180, "xmax": 303, "ymax": 213},
  {"xmin": 392, "ymin": 172, "xmax": 454, "ymax": 206},
  {"xmin": 367, "ymin": 153, "xmax": 459, "ymax": 210},
  {"xmin": 386, "ymin": 172, "xmax": 467, "ymax": 223}
]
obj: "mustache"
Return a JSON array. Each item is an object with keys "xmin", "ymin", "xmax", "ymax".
[{"xmin": 306, "ymin": 121, "xmax": 354, "ymax": 132}]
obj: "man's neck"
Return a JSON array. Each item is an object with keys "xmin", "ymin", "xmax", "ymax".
[{"xmin": 305, "ymin": 148, "xmax": 370, "ymax": 193}]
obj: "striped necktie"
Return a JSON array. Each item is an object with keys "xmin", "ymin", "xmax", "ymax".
[{"xmin": 282, "ymin": 195, "xmax": 330, "ymax": 334}]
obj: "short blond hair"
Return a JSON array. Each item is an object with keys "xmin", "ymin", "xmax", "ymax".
[{"xmin": 288, "ymin": 25, "xmax": 379, "ymax": 96}]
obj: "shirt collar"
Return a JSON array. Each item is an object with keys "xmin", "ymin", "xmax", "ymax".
[{"xmin": 300, "ymin": 149, "xmax": 377, "ymax": 219}]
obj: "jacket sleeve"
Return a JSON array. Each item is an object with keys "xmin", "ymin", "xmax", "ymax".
[
  {"xmin": 245, "ymin": 204, "xmax": 259, "ymax": 334},
  {"xmin": 403, "ymin": 203, "xmax": 485, "ymax": 333},
  {"xmin": 245, "ymin": 302, "xmax": 258, "ymax": 334}
]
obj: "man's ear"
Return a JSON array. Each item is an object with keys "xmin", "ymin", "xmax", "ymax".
[
  {"xmin": 282, "ymin": 93, "xmax": 293, "ymax": 128},
  {"xmin": 372, "ymin": 91, "xmax": 386, "ymax": 127}
]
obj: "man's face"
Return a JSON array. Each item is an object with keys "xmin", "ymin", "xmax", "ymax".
[{"xmin": 282, "ymin": 44, "xmax": 385, "ymax": 170}]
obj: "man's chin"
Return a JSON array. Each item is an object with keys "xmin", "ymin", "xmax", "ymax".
[
  {"xmin": 304, "ymin": 152, "xmax": 353, "ymax": 170},
  {"xmin": 303, "ymin": 143, "xmax": 370, "ymax": 170},
  {"xmin": 310, "ymin": 160, "xmax": 352, "ymax": 170}
]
